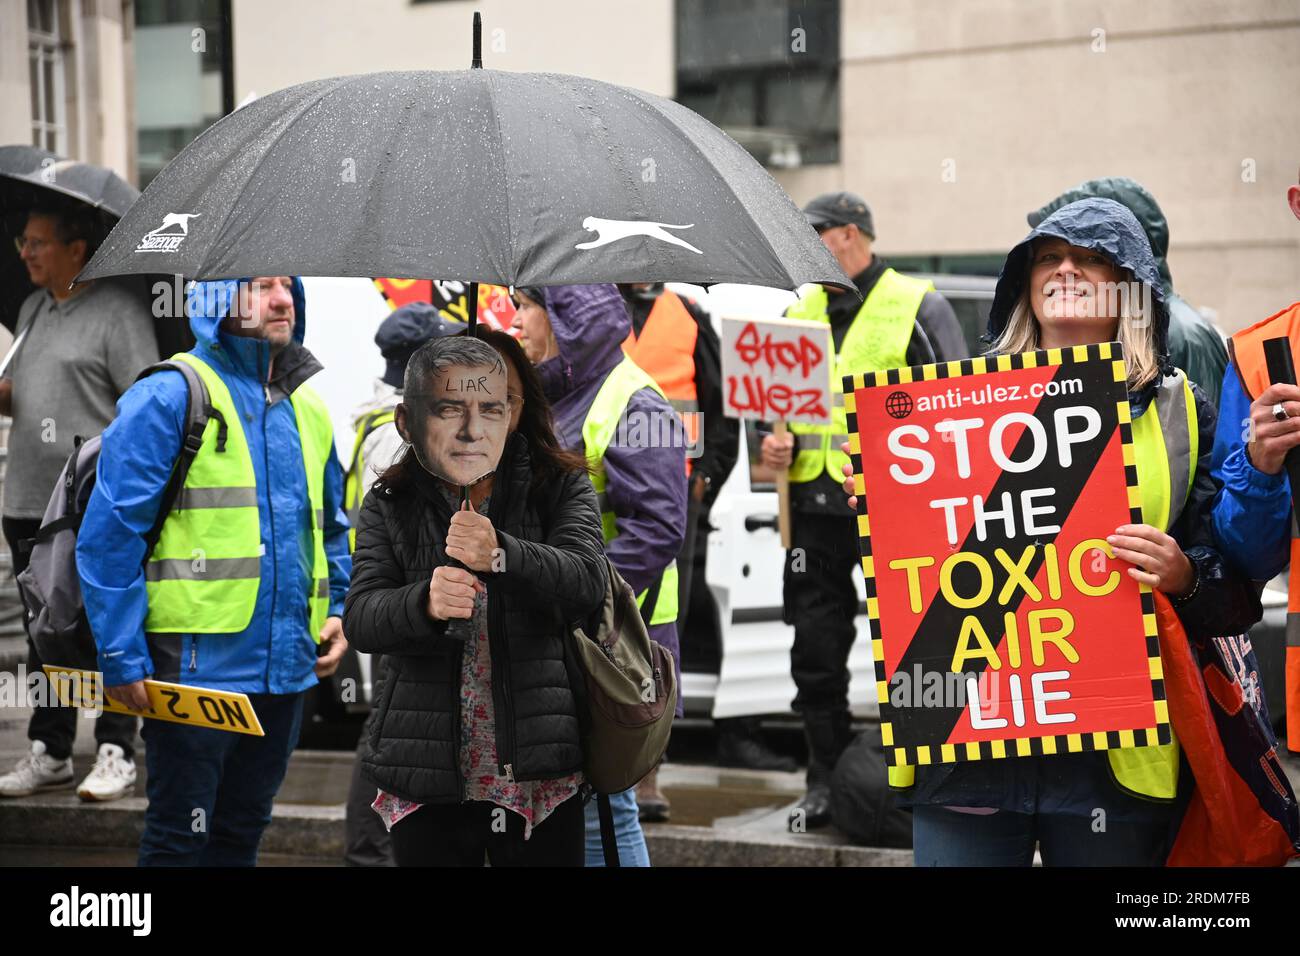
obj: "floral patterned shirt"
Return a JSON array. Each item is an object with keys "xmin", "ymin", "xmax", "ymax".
[{"xmin": 372, "ymin": 490, "xmax": 582, "ymax": 839}]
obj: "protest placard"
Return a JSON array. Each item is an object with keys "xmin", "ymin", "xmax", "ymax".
[
  {"xmin": 844, "ymin": 343, "xmax": 1169, "ymax": 768},
  {"xmin": 721, "ymin": 315, "xmax": 832, "ymax": 548}
]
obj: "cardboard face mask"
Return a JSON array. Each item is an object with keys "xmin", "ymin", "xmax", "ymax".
[{"xmin": 404, "ymin": 363, "xmax": 510, "ymax": 486}]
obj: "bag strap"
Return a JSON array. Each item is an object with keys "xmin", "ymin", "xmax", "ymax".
[
  {"xmin": 638, "ymin": 573, "xmax": 663, "ymax": 630},
  {"xmin": 135, "ymin": 360, "xmax": 222, "ymax": 561},
  {"xmin": 63, "ymin": 434, "xmax": 85, "ymax": 519},
  {"xmin": 596, "ymin": 791, "xmax": 621, "ymax": 868}
]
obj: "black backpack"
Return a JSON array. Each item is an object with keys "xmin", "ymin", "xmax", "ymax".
[
  {"xmin": 830, "ymin": 725, "xmax": 914, "ymax": 849},
  {"xmin": 15, "ymin": 359, "xmax": 226, "ymax": 670}
]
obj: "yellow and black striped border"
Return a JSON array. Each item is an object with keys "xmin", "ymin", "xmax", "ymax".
[{"xmin": 842, "ymin": 342, "xmax": 1171, "ymax": 767}]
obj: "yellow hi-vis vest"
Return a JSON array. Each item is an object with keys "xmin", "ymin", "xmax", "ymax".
[
  {"xmin": 787, "ymin": 269, "xmax": 932, "ymax": 484},
  {"xmin": 887, "ymin": 370, "xmax": 1198, "ymax": 801},
  {"xmin": 143, "ymin": 352, "xmax": 334, "ymax": 642},
  {"xmin": 582, "ymin": 357, "xmax": 680, "ymax": 626},
  {"xmin": 344, "ymin": 407, "xmax": 396, "ymax": 551}
]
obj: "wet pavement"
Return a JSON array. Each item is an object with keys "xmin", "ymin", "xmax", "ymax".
[
  {"xmin": 2, "ymin": 845, "xmax": 340, "ymax": 866},
  {"xmin": 2, "ymin": 694, "xmax": 1299, "ymax": 866},
  {"xmin": 0, "ymin": 692, "xmax": 884, "ymax": 865}
]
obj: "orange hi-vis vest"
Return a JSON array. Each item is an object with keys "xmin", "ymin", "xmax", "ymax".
[
  {"xmin": 622, "ymin": 290, "xmax": 700, "ymax": 475},
  {"xmin": 1228, "ymin": 300, "xmax": 1300, "ymax": 752}
]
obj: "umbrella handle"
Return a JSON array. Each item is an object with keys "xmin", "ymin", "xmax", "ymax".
[
  {"xmin": 446, "ymin": 485, "xmax": 479, "ymax": 642},
  {"xmin": 457, "ymin": 280, "xmax": 478, "ymax": 542},
  {"xmin": 447, "ymin": 280, "xmax": 479, "ymax": 640}
]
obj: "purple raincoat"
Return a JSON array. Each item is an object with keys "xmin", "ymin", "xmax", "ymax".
[{"xmin": 535, "ymin": 284, "xmax": 687, "ymax": 711}]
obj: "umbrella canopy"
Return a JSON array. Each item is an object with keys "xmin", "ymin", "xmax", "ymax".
[
  {"xmin": 0, "ymin": 144, "xmax": 58, "ymax": 176},
  {"xmin": 78, "ymin": 68, "xmax": 850, "ymax": 292},
  {"xmin": 1, "ymin": 156, "xmax": 142, "ymax": 331},
  {"xmin": 1, "ymin": 157, "xmax": 140, "ymax": 220}
]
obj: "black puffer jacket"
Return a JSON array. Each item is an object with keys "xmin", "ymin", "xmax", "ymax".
[{"xmin": 344, "ymin": 432, "xmax": 607, "ymax": 804}]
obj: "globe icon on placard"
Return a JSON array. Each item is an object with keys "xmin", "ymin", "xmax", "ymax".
[{"xmin": 885, "ymin": 390, "xmax": 914, "ymax": 419}]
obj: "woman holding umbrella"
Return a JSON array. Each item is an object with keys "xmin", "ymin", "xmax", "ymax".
[{"xmin": 345, "ymin": 334, "xmax": 607, "ymax": 866}]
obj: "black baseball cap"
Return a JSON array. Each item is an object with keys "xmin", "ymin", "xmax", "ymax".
[
  {"xmin": 803, "ymin": 191, "xmax": 875, "ymax": 239},
  {"xmin": 376, "ymin": 301, "xmax": 466, "ymax": 388}
]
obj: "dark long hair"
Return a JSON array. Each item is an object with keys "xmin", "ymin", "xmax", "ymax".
[{"xmin": 379, "ymin": 326, "xmax": 589, "ymax": 491}]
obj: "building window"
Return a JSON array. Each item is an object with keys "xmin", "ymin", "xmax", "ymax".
[
  {"xmin": 28, "ymin": 0, "xmax": 66, "ymax": 154},
  {"xmin": 134, "ymin": 0, "xmax": 232, "ymax": 188},
  {"xmin": 675, "ymin": 0, "xmax": 839, "ymax": 169}
]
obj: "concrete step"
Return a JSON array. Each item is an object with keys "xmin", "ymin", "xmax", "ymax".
[
  {"xmin": 0, "ymin": 751, "xmax": 911, "ymax": 867},
  {"xmin": 0, "ymin": 634, "xmax": 27, "ymax": 671}
]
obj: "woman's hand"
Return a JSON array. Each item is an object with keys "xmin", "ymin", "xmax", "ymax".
[
  {"xmin": 1105, "ymin": 524, "xmax": 1195, "ymax": 596},
  {"xmin": 428, "ymin": 565, "xmax": 484, "ymax": 621},
  {"xmin": 445, "ymin": 501, "xmax": 499, "ymax": 573},
  {"xmin": 839, "ymin": 441, "xmax": 858, "ymax": 508}
]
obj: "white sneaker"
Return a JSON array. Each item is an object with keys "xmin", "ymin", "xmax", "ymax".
[
  {"xmin": 0, "ymin": 740, "xmax": 75, "ymax": 797},
  {"xmin": 76, "ymin": 744, "xmax": 137, "ymax": 802}
]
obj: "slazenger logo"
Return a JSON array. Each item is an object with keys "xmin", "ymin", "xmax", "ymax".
[
  {"xmin": 49, "ymin": 885, "xmax": 151, "ymax": 936},
  {"xmin": 135, "ymin": 212, "xmax": 200, "ymax": 253},
  {"xmin": 574, "ymin": 216, "xmax": 702, "ymax": 255}
]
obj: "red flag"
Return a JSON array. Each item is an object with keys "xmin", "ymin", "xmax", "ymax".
[{"xmin": 373, "ymin": 278, "xmax": 517, "ymax": 334}]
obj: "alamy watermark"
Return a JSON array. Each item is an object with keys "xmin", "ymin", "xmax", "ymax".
[{"xmin": 0, "ymin": 664, "xmax": 103, "ymax": 717}]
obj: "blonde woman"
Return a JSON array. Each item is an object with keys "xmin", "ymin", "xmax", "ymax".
[{"xmin": 844, "ymin": 197, "xmax": 1260, "ymax": 866}]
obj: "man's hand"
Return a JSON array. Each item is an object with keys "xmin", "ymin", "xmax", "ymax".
[
  {"xmin": 1246, "ymin": 383, "xmax": 1300, "ymax": 475},
  {"xmin": 760, "ymin": 431, "xmax": 794, "ymax": 471},
  {"xmin": 428, "ymin": 565, "xmax": 483, "ymax": 621},
  {"xmin": 1106, "ymin": 524, "xmax": 1195, "ymax": 596},
  {"xmin": 105, "ymin": 680, "xmax": 151, "ymax": 712},
  {"xmin": 445, "ymin": 501, "xmax": 498, "ymax": 573},
  {"xmin": 315, "ymin": 616, "xmax": 348, "ymax": 679}
]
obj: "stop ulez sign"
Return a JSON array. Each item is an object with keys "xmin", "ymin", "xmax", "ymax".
[{"xmin": 845, "ymin": 343, "xmax": 1170, "ymax": 767}]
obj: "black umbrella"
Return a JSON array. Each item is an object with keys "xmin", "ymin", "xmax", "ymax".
[
  {"xmin": 79, "ymin": 14, "xmax": 851, "ymax": 640},
  {"xmin": 0, "ymin": 145, "xmax": 58, "ymax": 331},
  {"xmin": 1, "ymin": 157, "xmax": 139, "ymax": 220},
  {"xmin": 77, "ymin": 21, "xmax": 850, "ymax": 295},
  {"xmin": 0, "ymin": 154, "xmax": 193, "ymax": 356},
  {"xmin": 0, "ymin": 145, "xmax": 57, "ymax": 177},
  {"xmin": 0, "ymin": 154, "xmax": 142, "ymax": 331}
]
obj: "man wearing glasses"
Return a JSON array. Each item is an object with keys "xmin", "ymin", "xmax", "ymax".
[{"xmin": 0, "ymin": 204, "xmax": 158, "ymax": 803}]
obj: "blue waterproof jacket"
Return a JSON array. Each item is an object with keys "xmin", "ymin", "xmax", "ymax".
[
  {"xmin": 78, "ymin": 277, "xmax": 351, "ymax": 693},
  {"xmin": 1210, "ymin": 362, "xmax": 1292, "ymax": 580}
]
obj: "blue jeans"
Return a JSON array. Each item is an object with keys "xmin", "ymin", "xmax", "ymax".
[
  {"xmin": 911, "ymin": 804, "xmax": 1173, "ymax": 867},
  {"xmin": 584, "ymin": 787, "xmax": 651, "ymax": 867},
  {"xmin": 138, "ymin": 692, "xmax": 304, "ymax": 867}
]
